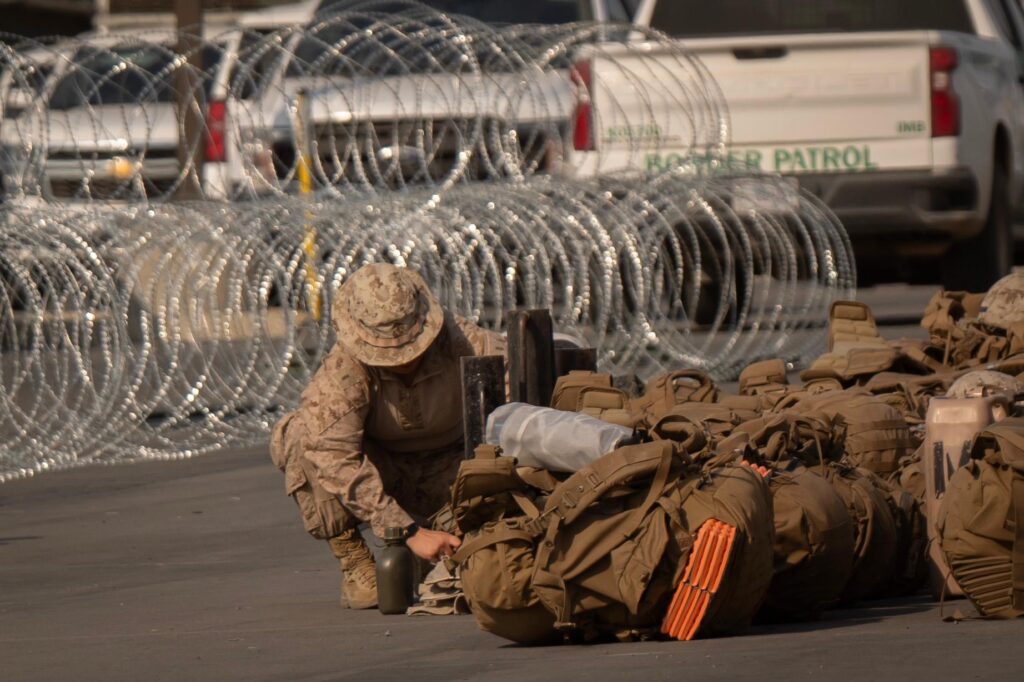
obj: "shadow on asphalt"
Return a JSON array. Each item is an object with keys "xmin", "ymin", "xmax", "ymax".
[
  {"xmin": 494, "ymin": 595, "xmax": 941, "ymax": 649},
  {"xmin": 753, "ymin": 595, "xmax": 939, "ymax": 635},
  {"xmin": 0, "ymin": 534, "xmax": 42, "ymax": 545}
]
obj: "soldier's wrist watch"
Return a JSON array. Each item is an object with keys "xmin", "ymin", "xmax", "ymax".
[{"xmin": 402, "ymin": 522, "xmax": 420, "ymax": 542}]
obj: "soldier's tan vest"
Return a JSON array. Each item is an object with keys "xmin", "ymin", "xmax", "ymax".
[
  {"xmin": 363, "ymin": 338, "xmax": 468, "ymax": 454},
  {"xmin": 801, "ymin": 301, "xmax": 899, "ymax": 383}
]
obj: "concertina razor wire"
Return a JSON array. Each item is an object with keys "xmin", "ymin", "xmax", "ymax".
[{"xmin": 0, "ymin": 1, "xmax": 855, "ymax": 479}]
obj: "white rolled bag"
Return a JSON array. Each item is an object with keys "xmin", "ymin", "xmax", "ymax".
[{"xmin": 485, "ymin": 402, "xmax": 634, "ymax": 473}]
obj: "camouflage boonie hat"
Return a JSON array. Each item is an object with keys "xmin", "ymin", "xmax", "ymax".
[
  {"xmin": 979, "ymin": 270, "xmax": 1024, "ymax": 329},
  {"xmin": 334, "ymin": 263, "xmax": 443, "ymax": 367},
  {"xmin": 946, "ymin": 370, "xmax": 1024, "ymax": 400}
]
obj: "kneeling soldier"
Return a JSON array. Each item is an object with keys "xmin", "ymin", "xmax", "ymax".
[{"xmin": 270, "ymin": 263, "xmax": 505, "ymax": 608}]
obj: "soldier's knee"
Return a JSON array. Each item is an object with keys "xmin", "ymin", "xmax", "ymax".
[
  {"xmin": 272, "ymin": 413, "xmax": 355, "ymax": 540},
  {"xmin": 270, "ymin": 412, "xmax": 303, "ymax": 471},
  {"xmin": 284, "ymin": 458, "xmax": 356, "ymax": 540}
]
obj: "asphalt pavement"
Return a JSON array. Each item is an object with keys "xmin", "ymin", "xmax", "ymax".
[{"xmin": 1, "ymin": 284, "xmax": 1021, "ymax": 681}]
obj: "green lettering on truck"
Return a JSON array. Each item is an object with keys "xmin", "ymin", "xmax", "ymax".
[
  {"xmin": 823, "ymin": 147, "xmax": 841, "ymax": 170},
  {"xmin": 863, "ymin": 145, "xmax": 878, "ymax": 170},
  {"xmin": 842, "ymin": 146, "xmax": 861, "ymax": 169},
  {"xmin": 792, "ymin": 149, "xmax": 808, "ymax": 171}
]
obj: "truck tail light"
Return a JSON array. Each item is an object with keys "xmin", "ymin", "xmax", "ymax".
[
  {"xmin": 571, "ymin": 60, "xmax": 594, "ymax": 152},
  {"xmin": 205, "ymin": 100, "xmax": 227, "ymax": 163},
  {"xmin": 930, "ymin": 47, "xmax": 959, "ymax": 138}
]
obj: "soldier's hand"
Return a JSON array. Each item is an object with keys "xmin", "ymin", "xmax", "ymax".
[{"xmin": 406, "ymin": 528, "xmax": 462, "ymax": 563}]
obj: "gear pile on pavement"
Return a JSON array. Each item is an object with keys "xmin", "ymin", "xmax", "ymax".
[{"xmin": 454, "ymin": 280, "xmax": 1024, "ymax": 643}]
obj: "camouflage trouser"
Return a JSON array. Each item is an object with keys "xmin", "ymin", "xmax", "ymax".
[{"xmin": 269, "ymin": 412, "xmax": 462, "ymax": 540}]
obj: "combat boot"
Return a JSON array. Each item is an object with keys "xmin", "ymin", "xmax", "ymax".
[{"xmin": 328, "ymin": 529, "xmax": 378, "ymax": 609}]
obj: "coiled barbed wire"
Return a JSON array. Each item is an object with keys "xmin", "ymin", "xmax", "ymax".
[
  {"xmin": 0, "ymin": 175, "xmax": 853, "ymax": 481},
  {"xmin": 0, "ymin": 3, "xmax": 855, "ymax": 479}
]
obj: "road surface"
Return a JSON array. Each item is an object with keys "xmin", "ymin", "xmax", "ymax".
[{"xmin": 0, "ymin": 284, "xmax": 1019, "ymax": 681}]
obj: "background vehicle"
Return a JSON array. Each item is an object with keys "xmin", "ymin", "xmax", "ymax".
[
  {"xmin": 0, "ymin": 27, "xmax": 239, "ymax": 204},
  {"xmin": 0, "ymin": 43, "xmax": 59, "ymax": 202},
  {"xmin": 233, "ymin": 0, "xmax": 632, "ymax": 194},
  {"xmin": 575, "ymin": 0, "xmax": 1024, "ymax": 290}
]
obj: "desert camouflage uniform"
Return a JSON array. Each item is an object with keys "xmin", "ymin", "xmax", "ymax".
[{"xmin": 270, "ymin": 313, "xmax": 505, "ymax": 539}]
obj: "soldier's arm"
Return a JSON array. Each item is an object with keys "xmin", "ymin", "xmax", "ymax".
[
  {"xmin": 453, "ymin": 315, "xmax": 507, "ymax": 358},
  {"xmin": 301, "ymin": 354, "xmax": 415, "ymax": 538}
]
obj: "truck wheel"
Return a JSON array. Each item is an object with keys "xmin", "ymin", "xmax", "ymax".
[{"xmin": 941, "ymin": 162, "xmax": 1012, "ymax": 292}]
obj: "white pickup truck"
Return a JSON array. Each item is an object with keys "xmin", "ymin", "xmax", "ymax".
[{"xmin": 569, "ymin": 0, "xmax": 1024, "ymax": 291}]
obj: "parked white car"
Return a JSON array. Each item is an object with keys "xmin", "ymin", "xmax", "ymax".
[
  {"xmin": 569, "ymin": 0, "xmax": 1024, "ymax": 290},
  {"xmin": 0, "ymin": 43, "xmax": 60, "ymax": 201},
  {"xmin": 0, "ymin": 27, "xmax": 240, "ymax": 204}
]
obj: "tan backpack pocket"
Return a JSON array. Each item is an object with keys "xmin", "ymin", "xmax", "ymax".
[
  {"xmin": 451, "ymin": 455, "xmax": 533, "ymax": 533},
  {"xmin": 576, "ymin": 386, "xmax": 635, "ymax": 427},
  {"xmin": 455, "ymin": 519, "xmax": 558, "ymax": 644},
  {"xmin": 551, "ymin": 371, "xmax": 614, "ymax": 412},
  {"xmin": 609, "ymin": 506, "xmax": 671, "ymax": 615}
]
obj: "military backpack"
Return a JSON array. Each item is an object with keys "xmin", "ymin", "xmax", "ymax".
[
  {"xmin": 938, "ymin": 417, "xmax": 1024, "ymax": 618},
  {"xmin": 451, "ymin": 441, "xmax": 774, "ymax": 644}
]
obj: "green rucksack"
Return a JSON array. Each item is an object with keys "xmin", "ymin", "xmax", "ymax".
[
  {"xmin": 730, "ymin": 410, "xmax": 902, "ymax": 604},
  {"xmin": 787, "ymin": 388, "xmax": 917, "ymax": 477}
]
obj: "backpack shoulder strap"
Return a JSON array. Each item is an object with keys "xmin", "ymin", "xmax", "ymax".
[
  {"xmin": 542, "ymin": 441, "xmax": 678, "ymax": 529},
  {"xmin": 451, "ymin": 525, "xmax": 538, "ymax": 564}
]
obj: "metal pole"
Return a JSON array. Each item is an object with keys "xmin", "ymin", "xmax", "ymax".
[
  {"xmin": 460, "ymin": 355, "xmax": 506, "ymax": 459},
  {"xmin": 505, "ymin": 309, "xmax": 556, "ymax": 406},
  {"xmin": 292, "ymin": 89, "xmax": 322, "ymax": 320},
  {"xmin": 175, "ymin": 0, "xmax": 204, "ymax": 200},
  {"xmin": 93, "ymin": 0, "xmax": 110, "ymax": 31}
]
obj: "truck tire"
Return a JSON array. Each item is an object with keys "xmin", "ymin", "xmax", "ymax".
[{"xmin": 941, "ymin": 162, "xmax": 1012, "ymax": 292}]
